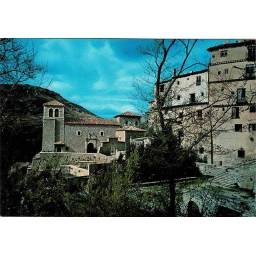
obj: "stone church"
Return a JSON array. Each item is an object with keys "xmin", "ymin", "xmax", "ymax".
[{"xmin": 42, "ymin": 100, "xmax": 145, "ymax": 156}]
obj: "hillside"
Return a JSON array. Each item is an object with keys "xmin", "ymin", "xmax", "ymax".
[{"xmin": 0, "ymin": 84, "xmax": 97, "ymax": 174}]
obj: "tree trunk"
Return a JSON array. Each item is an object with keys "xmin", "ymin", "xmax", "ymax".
[
  {"xmin": 209, "ymin": 113, "xmax": 214, "ymax": 165},
  {"xmin": 210, "ymin": 128, "xmax": 213, "ymax": 165},
  {"xmin": 168, "ymin": 176, "xmax": 176, "ymax": 217}
]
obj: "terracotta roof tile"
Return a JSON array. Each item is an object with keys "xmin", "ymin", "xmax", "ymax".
[
  {"xmin": 44, "ymin": 100, "xmax": 64, "ymax": 107},
  {"xmin": 65, "ymin": 117, "xmax": 120, "ymax": 126},
  {"xmin": 116, "ymin": 126, "xmax": 146, "ymax": 132},
  {"xmin": 114, "ymin": 111, "xmax": 141, "ymax": 117}
]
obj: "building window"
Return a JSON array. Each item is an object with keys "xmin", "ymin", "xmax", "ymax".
[
  {"xmin": 218, "ymin": 71, "xmax": 221, "ymax": 75},
  {"xmin": 56, "ymin": 146, "xmax": 61, "ymax": 152},
  {"xmin": 160, "ymin": 84, "xmax": 164, "ymax": 92},
  {"xmin": 245, "ymin": 64, "xmax": 256, "ymax": 79},
  {"xmin": 190, "ymin": 93, "xmax": 196, "ymax": 103},
  {"xmin": 238, "ymin": 148, "xmax": 245, "ymax": 158},
  {"xmin": 196, "ymin": 76, "xmax": 201, "ymax": 85},
  {"xmin": 177, "ymin": 95, "xmax": 181, "ymax": 100},
  {"xmin": 135, "ymin": 121, "xmax": 138, "ymax": 126},
  {"xmin": 100, "ymin": 131, "xmax": 104, "ymax": 136},
  {"xmin": 249, "ymin": 123, "xmax": 256, "ymax": 131},
  {"xmin": 222, "ymin": 107, "xmax": 225, "ymax": 111},
  {"xmin": 249, "ymin": 105, "xmax": 256, "ymax": 112},
  {"xmin": 55, "ymin": 109, "xmax": 59, "ymax": 117},
  {"xmin": 177, "ymin": 80, "xmax": 180, "ymax": 85},
  {"xmin": 237, "ymin": 88, "xmax": 246, "ymax": 103},
  {"xmin": 220, "ymin": 50, "xmax": 227, "ymax": 57},
  {"xmin": 224, "ymin": 68, "xmax": 229, "ymax": 74},
  {"xmin": 248, "ymin": 45, "xmax": 256, "ymax": 61},
  {"xmin": 76, "ymin": 130, "xmax": 81, "ymax": 136},
  {"xmin": 178, "ymin": 112, "xmax": 183, "ymax": 119},
  {"xmin": 199, "ymin": 147, "xmax": 204, "ymax": 154},
  {"xmin": 201, "ymin": 92, "xmax": 204, "ymax": 97},
  {"xmin": 197, "ymin": 110, "xmax": 203, "ymax": 119},
  {"xmin": 49, "ymin": 108, "xmax": 53, "ymax": 117},
  {"xmin": 231, "ymin": 107, "xmax": 240, "ymax": 119},
  {"xmin": 212, "ymin": 54, "xmax": 215, "ymax": 58},
  {"xmin": 110, "ymin": 146, "xmax": 115, "ymax": 155},
  {"xmin": 235, "ymin": 124, "xmax": 242, "ymax": 132},
  {"xmin": 125, "ymin": 121, "xmax": 128, "ymax": 125}
]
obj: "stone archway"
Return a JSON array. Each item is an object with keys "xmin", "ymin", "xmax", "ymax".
[
  {"xmin": 187, "ymin": 201, "xmax": 202, "ymax": 217},
  {"xmin": 87, "ymin": 142, "xmax": 96, "ymax": 153}
]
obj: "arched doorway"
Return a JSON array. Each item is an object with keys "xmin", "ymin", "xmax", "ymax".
[
  {"xmin": 87, "ymin": 142, "xmax": 96, "ymax": 153},
  {"xmin": 187, "ymin": 201, "xmax": 202, "ymax": 217}
]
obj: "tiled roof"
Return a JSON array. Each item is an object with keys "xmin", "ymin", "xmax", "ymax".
[
  {"xmin": 116, "ymin": 126, "xmax": 146, "ymax": 132},
  {"xmin": 65, "ymin": 117, "xmax": 120, "ymax": 126},
  {"xmin": 43, "ymin": 100, "xmax": 64, "ymax": 107},
  {"xmin": 114, "ymin": 111, "xmax": 141, "ymax": 118},
  {"xmin": 207, "ymin": 40, "xmax": 256, "ymax": 52}
]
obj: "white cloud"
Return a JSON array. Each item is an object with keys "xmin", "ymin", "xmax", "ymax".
[{"xmin": 49, "ymin": 81, "xmax": 72, "ymax": 93}]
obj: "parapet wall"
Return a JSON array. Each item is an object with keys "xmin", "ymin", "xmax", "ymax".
[{"xmin": 32, "ymin": 152, "xmax": 113, "ymax": 170}]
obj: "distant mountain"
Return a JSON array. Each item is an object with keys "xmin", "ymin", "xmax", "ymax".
[{"xmin": 0, "ymin": 84, "xmax": 97, "ymax": 175}]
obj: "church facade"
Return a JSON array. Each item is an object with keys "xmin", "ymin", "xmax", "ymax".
[{"xmin": 42, "ymin": 100, "xmax": 145, "ymax": 156}]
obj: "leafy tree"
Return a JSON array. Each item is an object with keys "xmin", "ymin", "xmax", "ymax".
[{"xmin": 130, "ymin": 130, "xmax": 200, "ymax": 216}]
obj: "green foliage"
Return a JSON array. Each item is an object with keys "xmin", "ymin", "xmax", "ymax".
[
  {"xmin": 85, "ymin": 158, "xmax": 145, "ymax": 216},
  {"xmin": 133, "ymin": 130, "xmax": 201, "ymax": 182},
  {"xmin": 3, "ymin": 131, "xmax": 200, "ymax": 216}
]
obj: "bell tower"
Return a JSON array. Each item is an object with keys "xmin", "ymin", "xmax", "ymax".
[{"xmin": 42, "ymin": 100, "xmax": 65, "ymax": 152}]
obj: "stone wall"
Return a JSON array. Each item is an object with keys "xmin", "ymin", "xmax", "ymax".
[
  {"xmin": 33, "ymin": 152, "xmax": 112, "ymax": 169},
  {"xmin": 175, "ymin": 177, "xmax": 255, "ymax": 216},
  {"xmin": 64, "ymin": 124, "xmax": 117, "ymax": 153}
]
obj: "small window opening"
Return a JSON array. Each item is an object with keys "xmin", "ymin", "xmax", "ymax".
[
  {"xmin": 220, "ymin": 50, "xmax": 227, "ymax": 57},
  {"xmin": 231, "ymin": 107, "xmax": 240, "ymax": 119},
  {"xmin": 49, "ymin": 108, "xmax": 53, "ymax": 117},
  {"xmin": 197, "ymin": 110, "xmax": 203, "ymax": 119},
  {"xmin": 238, "ymin": 148, "xmax": 245, "ymax": 158},
  {"xmin": 235, "ymin": 124, "xmax": 242, "ymax": 132},
  {"xmin": 196, "ymin": 76, "xmax": 201, "ymax": 85},
  {"xmin": 249, "ymin": 123, "xmax": 256, "ymax": 131},
  {"xmin": 55, "ymin": 109, "xmax": 59, "ymax": 117},
  {"xmin": 190, "ymin": 93, "xmax": 196, "ymax": 103}
]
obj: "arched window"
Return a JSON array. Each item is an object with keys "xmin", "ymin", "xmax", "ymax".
[
  {"xmin": 55, "ymin": 109, "xmax": 59, "ymax": 117},
  {"xmin": 49, "ymin": 108, "xmax": 53, "ymax": 117}
]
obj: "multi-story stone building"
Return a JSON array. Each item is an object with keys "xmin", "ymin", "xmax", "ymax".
[
  {"xmin": 149, "ymin": 40, "xmax": 256, "ymax": 166},
  {"xmin": 114, "ymin": 111, "xmax": 141, "ymax": 127}
]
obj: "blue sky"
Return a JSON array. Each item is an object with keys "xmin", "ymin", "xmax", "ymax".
[{"xmin": 24, "ymin": 39, "xmax": 226, "ymax": 118}]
